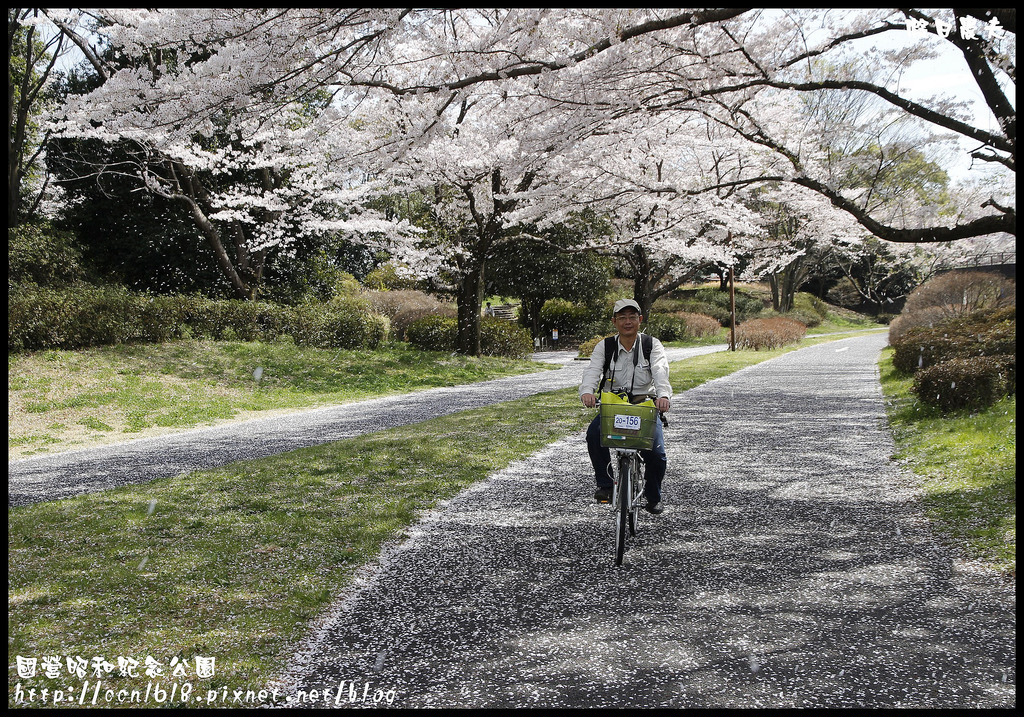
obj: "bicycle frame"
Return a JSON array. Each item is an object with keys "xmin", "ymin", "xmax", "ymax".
[
  {"xmin": 609, "ymin": 446, "xmax": 646, "ymax": 566},
  {"xmin": 593, "ymin": 395, "xmax": 664, "ymax": 566}
]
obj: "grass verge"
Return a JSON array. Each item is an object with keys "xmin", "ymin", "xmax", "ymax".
[
  {"xmin": 6, "ymin": 331, "xmax": 891, "ymax": 708},
  {"xmin": 878, "ymin": 348, "xmax": 1016, "ymax": 575},
  {"xmin": 8, "ymin": 340, "xmax": 555, "ymax": 459}
]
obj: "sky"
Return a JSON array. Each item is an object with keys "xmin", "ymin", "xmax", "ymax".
[{"xmin": 842, "ymin": 13, "xmax": 1012, "ymax": 182}]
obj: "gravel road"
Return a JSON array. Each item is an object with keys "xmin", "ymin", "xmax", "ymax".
[
  {"xmin": 7, "ymin": 345, "xmax": 726, "ymax": 507},
  {"xmin": 273, "ymin": 332, "xmax": 1015, "ymax": 709}
]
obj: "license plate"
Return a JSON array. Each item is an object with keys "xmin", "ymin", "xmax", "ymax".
[{"xmin": 613, "ymin": 414, "xmax": 641, "ymax": 431}]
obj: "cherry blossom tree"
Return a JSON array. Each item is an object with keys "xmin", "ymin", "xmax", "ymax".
[
  {"xmin": 41, "ymin": 8, "xmax": 418, "ymax": 299},
  {"xmin": 33, "ymin": 8, "xmax": 1014, "ymax": 346}
]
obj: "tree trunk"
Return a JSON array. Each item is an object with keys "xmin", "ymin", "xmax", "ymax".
[
  {"xmin": 455, "ymin": 261, "xmax": 485, "ymax": 356},
  {"xmin": 631, "ymin": 244, "xmax": 654, "ymax": 316},
  {"xmin": 769, "ymin": 274, "xmax": 781, "ymax": 311}
]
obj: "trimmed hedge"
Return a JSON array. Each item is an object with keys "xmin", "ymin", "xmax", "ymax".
[
  {"xmin": 404, "ymin": 315, "xmax": 457, "ymax": 352},
  {"xmin": 913, "ymin": 355, "xmax": 1015, "ymax": 413},
  {"xmin": 734, "ymin": 316, "xmax": 807, "ymax": 350},
  {"xmin": 8, "ymin": 285, "xmax": 388, "ymax": 352},
  {"xmin": 890, "ymin": 306, "xmax": 1016, "ymax": 413},
  {"xmin": 404, "ymin": 315, "xmax": 533, "ymax": 358},
  {"xmin": 890, "ymin": 306, "xmax": 1016, "ymax": 375},
  {"xmin": 539, "ymin": 298, "xmax": 599, "ymax": 338}
]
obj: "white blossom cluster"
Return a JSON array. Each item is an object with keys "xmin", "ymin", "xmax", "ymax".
[{"xmin": 35, "ymin": 8, "xmax": 1014, "ymax": 285}]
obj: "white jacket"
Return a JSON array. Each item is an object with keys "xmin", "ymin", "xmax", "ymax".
[{"xmin": 579, "ymin": 334, "xmax": 673, "ymax": 399}]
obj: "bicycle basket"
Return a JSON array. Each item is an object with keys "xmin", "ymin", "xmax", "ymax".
[{"xmin": 599, "ymin": 391, "xmax": 656, "ymax": 450}]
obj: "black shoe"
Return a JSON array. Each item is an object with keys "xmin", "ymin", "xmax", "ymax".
[
  {"xmin": 644, "ymin": 500, "xmax": 664, "ymax": 515},
  {"xmin": 594, "ymin": 487, "xmax": 612, "ymax": 504}
]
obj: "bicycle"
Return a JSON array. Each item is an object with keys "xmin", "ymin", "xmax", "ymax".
[{"xmin": 596, "ymin": 391, "xmax": 665, "ymax": 566}]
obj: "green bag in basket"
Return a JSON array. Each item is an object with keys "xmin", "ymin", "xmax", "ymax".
[{"xmin": 599, "ymin": 391, "xmax": 656, "ymax": 450}]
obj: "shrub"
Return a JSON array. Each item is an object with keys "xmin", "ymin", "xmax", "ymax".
[
  {"xmin": 540, "ymin": 298, "xmax": 598, "ymax": 338},
  {"xmin": 643, "ymin": 313, "xmax": 689, "ymax": 342},
  {"xmin": 480, "ymin": 317, "xmax": 533, "ymax": 358},
  {"xmin": 8, "ymin": 223, "xmax": 88, "ymax": 288},
  {"xmin": 9, "ymin": 284, "xmax": 136, "ymax": 351},
  {"xmin": 888, "ymin": 306, "xmax": 949, "ymax": 344},
  {"xmin": 734, "ymin": 316, "xmax": 807, "ymax": 350},
  {"xmin": 290, "ymin": 297, "xmax": 387, "ymax": 350},
  {"xmin": 890, "ymin": 306, "xmax": 1016, "ymax": 375},
  {"xmin": 902, "ymin": 270, "xmax": 1014, "ymax": 320},
  {"xmin": 404, "ymin": 315, "xmax": 532, "ymax": 357},
  {"xmin": 577, "ymin": 334, "xmax": 614, "ymax": 359},
  {"xmin": 913, "ymin": 355, "xmax": 1014, "ymax": 413},
  {"xmin": 891, "ymin": 271, "xmax": 1014, "ymax": 347},
  {"xmin": 8, "ymin": 287, "xmax": 389, "ymax": 352},
  {"xmin": 405, "ymin": 315, "xmax": 457, "ymax": 352},
  {"xmin": 365, "ymin": 289, "xmax": 438, "ymax": 318},
  {"xmin": 366, "ymin": 290, "xmax": 457, "ymax": 340},
  {"xmin": 679, "ymin": 312, "xmax": 721, "ymax": 338}
]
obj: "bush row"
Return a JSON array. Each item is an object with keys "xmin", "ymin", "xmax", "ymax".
[
  {"xmin": 404, "ymin": 315, "xmax": 534, "ymax": 358},
  {"xmin": 643, "ymin": 311, "xmax": 721, "ymax": 342},
  {"xmin": 913, "ymin": 355, "xmax": 1015, "ymax": 413},
  {"xmin": 890, "ymin": 306, "xmax": 1016, "ymax": 374},
  {"xmin": 889, "ymin": 271, "xmax": 1015, "ymax": 343},
  {"xmin": 889, "ymin": 305, "xmax": 1016, "ymax": 413},
  {"xmin": 8, "ymin": 284, "xmax": 389, "ymax": 352},
  {"xmin": 734, "ymin": 316, "xmax": 807, "ymax": 350}
]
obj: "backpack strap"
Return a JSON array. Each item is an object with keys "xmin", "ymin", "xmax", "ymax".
[{"xmin": 600, "ymin": 335, "xmax": 617, "ymax": 393}]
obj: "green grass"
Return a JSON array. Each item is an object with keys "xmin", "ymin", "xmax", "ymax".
[
  {"xmin": 9, "ymin": 340, "xmax": 556, "ymax": 457},
  {"xmin": 878, "ymin": 348, "xmax": 1016, "ymax": 574}
]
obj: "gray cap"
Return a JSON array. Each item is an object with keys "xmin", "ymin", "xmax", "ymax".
[{"xmin": 612, "ymin": 299, "xmax": 641, "ymax": 315}]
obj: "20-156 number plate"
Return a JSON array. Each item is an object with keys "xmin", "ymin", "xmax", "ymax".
[{"xmin": 613, "ymin": 414, "xmax": 641, "ymax": 431}]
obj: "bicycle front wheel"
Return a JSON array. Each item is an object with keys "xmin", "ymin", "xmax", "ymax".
[
  {"xmin": 628, "ymin": 454, "xmax": 642, "ymax": 537},
  {"xmin": 614, "ymin": 455, "xmax": 630, "ymax": 566}
]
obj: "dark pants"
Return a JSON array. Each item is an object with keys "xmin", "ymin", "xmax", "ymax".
[{"xmin": 586, "ymin": 414, "xmax": 667, "ymax": 502}]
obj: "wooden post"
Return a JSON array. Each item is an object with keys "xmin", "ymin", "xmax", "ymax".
[{"xmin": 729, "ymin": 232, "xmax": 736, "ymax": 351}]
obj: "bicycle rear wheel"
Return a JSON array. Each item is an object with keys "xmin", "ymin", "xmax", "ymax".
[{"xmin": 614, "ymin": 455, "xmax": 630, "ymax": 566}]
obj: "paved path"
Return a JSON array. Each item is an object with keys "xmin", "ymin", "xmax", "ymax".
[
  {"xmin": 273, "ymin": 333, "xmax": 1015, "ymax": 709},
  {"xmin": 7, "ymin": 345, "xmax": 726, "ymax": 507}
]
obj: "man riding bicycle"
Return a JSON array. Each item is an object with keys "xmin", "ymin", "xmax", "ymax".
[{"xmin": 580, "ymin": 299, "xmax": 672, "ymax": 514}]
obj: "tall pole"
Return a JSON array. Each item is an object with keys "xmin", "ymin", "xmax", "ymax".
[{"xmin": 729, "ymin": 232, "xmax": 736, "ymax": 351}]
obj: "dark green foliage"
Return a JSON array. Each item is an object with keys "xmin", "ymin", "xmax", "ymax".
[
  {"xmin": 913, "ymin": 355, "xmax": 1015, "ymax": 413},
  {"xmin": 8, "ymin": 288, "xmax": 387, "ymax": 352},
  {"xmin": 643, "ymin": 314, "xmax": 689, "ymax": 342},
  {"xmin": 8, "ymin": 222, "xmax": 89, "ymax": 287},
  {"xmin": 890, "ymin": 306, "xmax": 1016, "ymax": 375},
  {"xmin": 405, "ymin": 315, "xmax": 532, "ymax": 357},
  {"xmin": 538, "ymin": 298, "xmax": 599, "ymax": 338},
  {"xmin": 405, "ymin": 315, "xmax": 457, "ymax": 352},
  {"xmin": 890, "ymin": 305, "xmax": 1016, "ymax": 413},
  {"xmin": 478, "ymin": 317, "xmax": 533, "ymax": 358}
]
